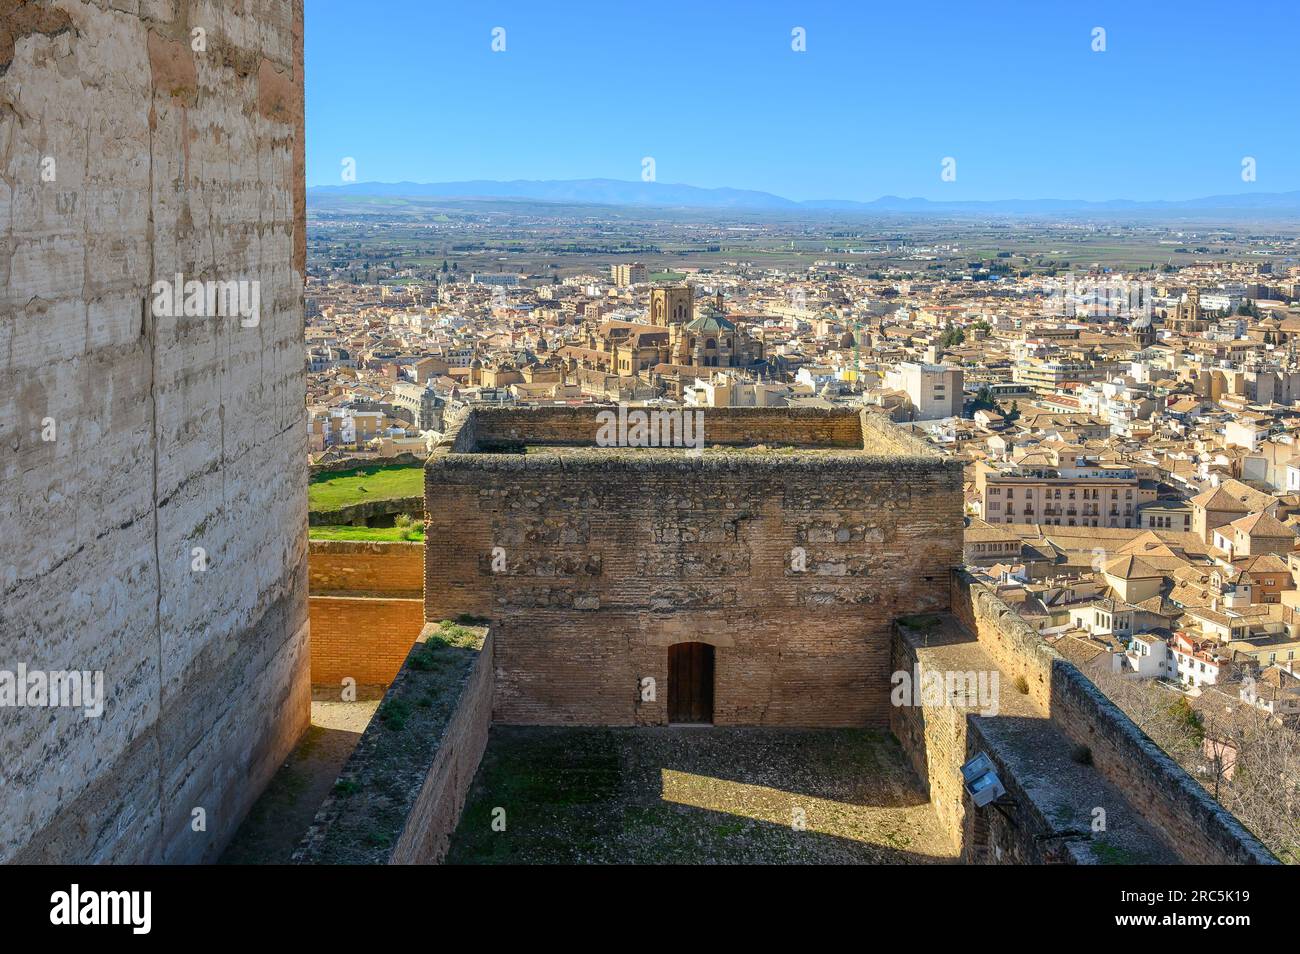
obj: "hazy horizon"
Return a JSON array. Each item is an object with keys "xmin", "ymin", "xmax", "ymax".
[{"xmin": 307, "ymin": 175, "xmax": 1300, "ymax": 207}]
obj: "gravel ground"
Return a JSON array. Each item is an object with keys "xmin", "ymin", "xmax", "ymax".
[{"xmin": 447, "ymin": 726, "xmax": 958, "ymax": 864}]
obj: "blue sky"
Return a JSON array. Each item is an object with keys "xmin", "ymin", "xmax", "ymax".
[{"xmin": 305, "ymin": 0, "xmax": 1299, "ymax": 201}]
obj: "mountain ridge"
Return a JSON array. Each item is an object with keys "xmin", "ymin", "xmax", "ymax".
[{"xmin": 307, "ymin": 177, "xmax": 1300, "ymax": 214}]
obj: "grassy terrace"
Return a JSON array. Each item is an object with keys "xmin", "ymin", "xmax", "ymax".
[
  {"xmin": 447, "ymin": 727, "xmax": 958, "ymax": 864},
  {"xmin": 307, "ymin": 464, "xmax": 424, "ymax": 512},
  {"xmin": 308, "ymin": 524, "xmax": 425, "ymax": 543}
]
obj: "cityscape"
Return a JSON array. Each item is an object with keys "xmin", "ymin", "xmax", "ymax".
[
  {"xmin": 1, "ymin": 0, "xmax": 1296, "ymax": 931},
  {"xmin": 299, "ymin": 197, "xmax": 1300, "ymax": 862}
]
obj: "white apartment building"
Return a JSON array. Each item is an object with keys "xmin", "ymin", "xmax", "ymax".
[
  {"xmin": 317, "ymin": 407, "xmax": 383, "ymax": 447},
  {"xmin": 884, "ymin": 362, "xmax": 964, "ymax": 420},
  {"xmin": 684, "ymin": 374, "xmax": 789, "ymax": 408},
  {"xmin": 1077, "ymin": 377, "xmax": 1157, "ymax": 437},
  {"xmin": 1114, "ymin": 633, "xmax": 1176, "ymax": 680},
  {"xmin": 795, "ymin": 365, "xmax": 840, "ymax": 391},
  {"xmin": 1170, "ymin": 633, "xmax": 1225, "ymax": 689}
]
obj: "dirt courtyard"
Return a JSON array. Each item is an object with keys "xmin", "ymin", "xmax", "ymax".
[{"xmin": 447, "ymin": 726, "xmax": 958, "ymax": 864}]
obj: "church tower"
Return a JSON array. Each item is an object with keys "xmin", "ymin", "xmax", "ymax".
[{"xmin": 650, "ymin": 285, "xmax": 693, "ymax": 328}]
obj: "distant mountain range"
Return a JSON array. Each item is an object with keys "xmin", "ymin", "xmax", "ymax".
[{"xmin": 307, "ymin": 177, "xmax": 1300, "ymax": 214}]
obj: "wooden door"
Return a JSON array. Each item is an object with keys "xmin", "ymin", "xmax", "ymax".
[{"xmin": 667, "ymin": 642, "xmax": 714, "ymax": 724}]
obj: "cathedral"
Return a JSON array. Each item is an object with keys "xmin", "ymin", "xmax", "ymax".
[
  {"xmin": 556, "ymin": 284, "xmax": 765, "ymax": 394},
  {"xmin": 1166, "ymin": 287, "xmax": 1208, "ymax": 333},
  {"xmin": 650, "ymin": 287, "xmax": 765, "ymax": 369}
]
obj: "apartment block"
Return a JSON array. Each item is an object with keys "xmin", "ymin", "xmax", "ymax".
[{"xmin": 975, "ymin": 460, "xmax": 1150, "ymax": 528}]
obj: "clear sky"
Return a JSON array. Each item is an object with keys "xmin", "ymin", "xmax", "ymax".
[{"xmin": 305, "ymin": 0, "xmax": 1299, "ymax": 201}]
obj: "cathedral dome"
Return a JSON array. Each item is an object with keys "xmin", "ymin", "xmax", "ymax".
[{"xmin": 684, "ymin": 307, "xmax": 735, "ymax": 334}]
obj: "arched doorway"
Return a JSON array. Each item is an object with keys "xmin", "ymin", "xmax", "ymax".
[{"xmin": 667, "ymin": 642, "xmax": 714, "ymax": 724}]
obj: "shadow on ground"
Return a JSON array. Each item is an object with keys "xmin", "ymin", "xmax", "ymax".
[
  {"xmin": 219, "ymin": 690, "xmax": 383, "ymax": 864},
  {"xmin": 446, "ymin": 726, "xmax": 958, "ymax": 864}
]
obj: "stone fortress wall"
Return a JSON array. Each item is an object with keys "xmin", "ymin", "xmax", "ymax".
[
  {"xmin": 890, "ymin": 572, "xmax": 1278, "ymax": 864},
  {"xmin": 948, "ymin": 573, "xmax": 1276, "ymax": 864},
  {"xmin": 425, "ymin": 407, "xmax": 965, "ymax": 726},
  {"xmin": 0, "ymin": 0, "xmax": 308, "ymax": 863}
]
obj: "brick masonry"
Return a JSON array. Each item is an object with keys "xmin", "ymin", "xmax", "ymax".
[
  {"xmin": 889, "ymin": 630, "xmax": 967, "ymax": 852},
  {"xmin": 389, "ymin": 630, "xmax": 493, "ymax": 864},
  {"xmin": 309, "ymin": 540, "xmax": 424, "ymax": 597},
  {"xmin": 426, "ymin": 407, "xmax": 963, "ymax": 727},
  {"xmin": 469, "ymin": 404, "xmax": 868, "ymax": 450},
  {"xmin": 892, "ymin": 616, "xmax": 1180, "ymax": 865},
  {"xmin": 308, "ymin": 541, "xmax": 427, "ymax": 685},
  {"xmin": 295, "ymin": 626, "xmax": 493, "ymax": 865},
  {"xmin": 0, "ymin": 0, "xmax": 307, "ymax": 863},
  {"xmin": 309, "ymin": 596, "xmax": 425, "ymax": 686}
]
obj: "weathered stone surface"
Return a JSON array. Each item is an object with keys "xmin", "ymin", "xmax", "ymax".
[
  {"xmin": 0, "ymin": 0, "xmax": 307, "ymax": 863},
  {"xmin": 426, "ymin": 407, "xmax": 964, "ymax": 728}
]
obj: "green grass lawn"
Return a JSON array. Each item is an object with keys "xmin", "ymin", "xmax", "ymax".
[
  {"xmin": 308, "ymin": 464, "xmax": 424, "ymax": 513},
  {"xmin": 309, "ymin": 524, "xmax": 425, "ymax": 543}
]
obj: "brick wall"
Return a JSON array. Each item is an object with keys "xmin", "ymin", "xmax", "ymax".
[
  {"xmin": 960, "ymin": 719, "xmax": 1092, "ymax": 865},
  {"xmin": 309, "ymin": 597, "xmax": 425, "ymax": 686},
  {"xmin": 889, "ymin": 629, "xmax": 966, "ymax": 851},
  {"xmin": 1046, "ymin": 662, "xmax": 1273, "ymax": 864},
  {"xmin": 949, "ymin": 575, "xmax": 1054, "ymax": 710},
  {"xmin": 468, "ymin": 405, "xmax": 868, "ymax": 450},
  {"xmin": 1, "ymin": 0, "xmax": 307, "ymax": 863},
  {"xmin": 308, "ymin": 541, "xmax": 426, "ymax": 686},
  {"xmin": 309, "ymin": 540, "xmax": 424, "ymax": 597},
  {"xmin": 426, "ymin": 409, "xmax": 963, "ymax": 727}
]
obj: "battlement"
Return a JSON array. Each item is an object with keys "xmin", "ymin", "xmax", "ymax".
[
  {"xmin": 425, "ymin": 406, "xmax": 963, "ymax": 727},
  {"xmin": 444, "ymin": 404, "xmax": 941, "ymax": 458}
]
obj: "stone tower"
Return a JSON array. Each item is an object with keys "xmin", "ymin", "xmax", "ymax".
[
  {"xmin": 1, "ymin": 0, "xmax": 308, "ymax": 864},
  {"xmin": 650, "ymin": 285, "xmax": 693, "ymax": 327}
]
